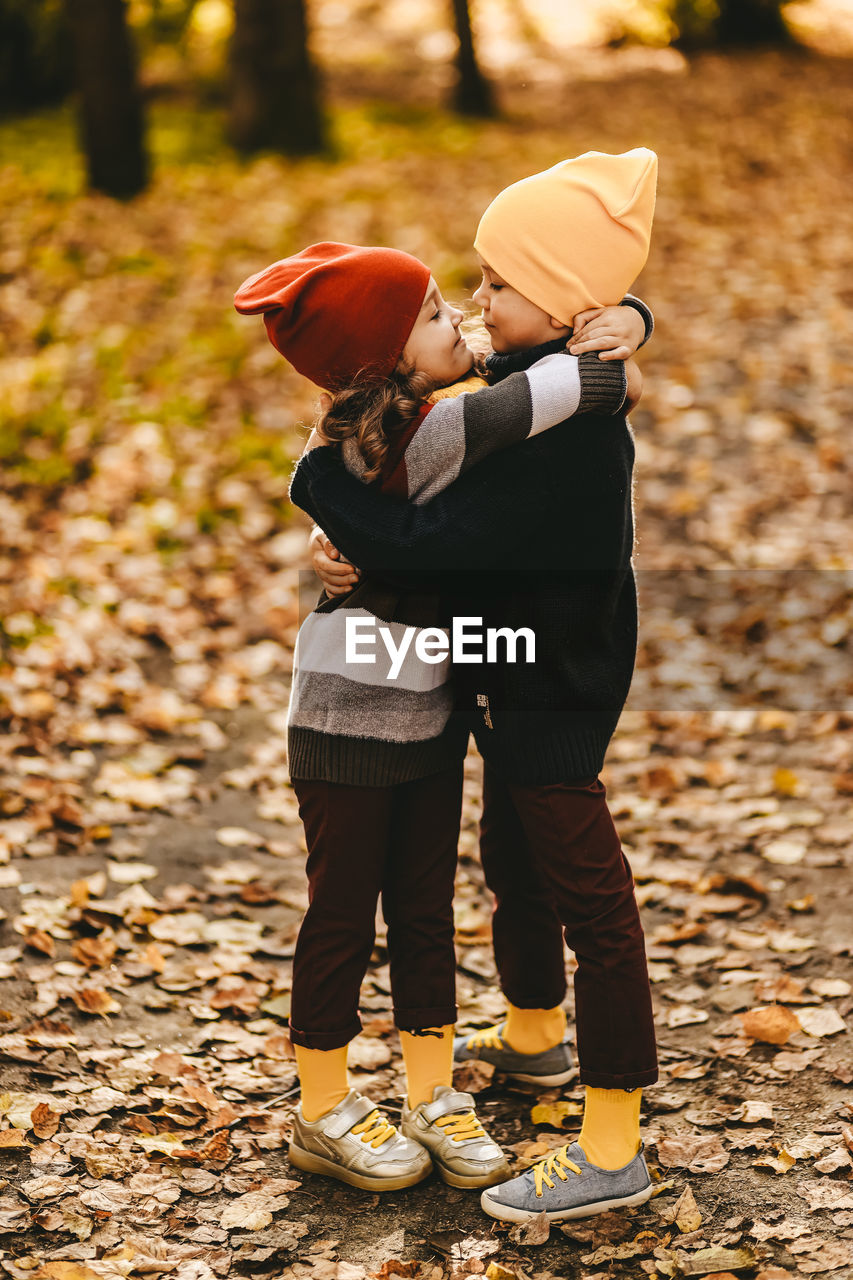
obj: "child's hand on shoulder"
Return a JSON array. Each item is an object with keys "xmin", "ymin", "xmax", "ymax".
[{"xmin": 568, "ymin": 305, "xmax": 646, "ymax": 361}]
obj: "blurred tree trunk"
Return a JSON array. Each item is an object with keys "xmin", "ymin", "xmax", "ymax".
[
  {"xmin": 671, "ymin": 0, "xmax": 795, "ymax": 48},
  {"xmin": 0, "ymin": 0, "xmax": 74, "ymax": 112},
  {"xmin": 715, "ymin": 0, "xmax": 792, "ymax": 46},
  {"xmin": 229, "ymin": 0, "xmax": 324, "ymax": 155},
  {"xmin": 65, "ymin": 0, "xmax": 148, "ymax": 198},
  {"xmin": 449, "ymin": 0, "xmax": 495, "ymax": 117}
]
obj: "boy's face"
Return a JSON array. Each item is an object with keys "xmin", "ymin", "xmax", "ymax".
[
  {"xmin": 473, "ymin": 255, "xmax": 569, "ymax": 353},
  {"xmin": 402, "ymin": 277, "xmax": 473, "ymax": 384}
]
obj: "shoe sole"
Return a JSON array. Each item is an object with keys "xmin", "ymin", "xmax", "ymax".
[
  {"xmin": 480, "ymin": 1182, "xmax": 655, "ymax": 1223},
  {"xmin": 437, "ymin": 1161, "xmax": 513, "ymax": 1190},
  {"xmin": 502, "ymin": 1067, "xmax": 575, "ymax": 1086},
  {"xmin": 288, "ymin": 1141, "xmax": 431, "ymax": 1192},
  {"xmin": 454, "ymin": 1057, "xmax": 575, "ymax": 1088}
]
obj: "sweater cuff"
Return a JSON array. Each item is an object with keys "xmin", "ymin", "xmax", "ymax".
[
  {"xmin": 620, "ymin": 294, "xmax": 654, "ymax": 347},
  {"xmin": 289, "ymin": 446, "xmax": 340, "ymax": 511},
  {"xmin": 576, "ymin": 352, "xmax": 627, "ymax": 416}
]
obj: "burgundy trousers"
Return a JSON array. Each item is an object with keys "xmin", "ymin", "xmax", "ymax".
[
  {"xmin": 289, "ymin": 765, "xmax": 463, "ymax": 1050},
  {"xmin": 479, "ymin": 764, "xmax": 658, "ymax": 1089}
]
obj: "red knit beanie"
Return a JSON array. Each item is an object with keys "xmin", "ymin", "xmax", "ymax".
[{"xmin": 234, "ymin": 241, "xmax": 431, "ymax": 390}]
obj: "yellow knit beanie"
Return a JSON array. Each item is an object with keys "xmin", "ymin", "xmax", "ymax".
[{"xmin": 474, "ymin": 148, "xmax": 658, "ymax": 326}]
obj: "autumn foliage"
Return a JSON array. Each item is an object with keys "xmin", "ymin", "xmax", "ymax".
[{"xmin": 0, "ymin": 30, "xmax": 851, "ymax": 1280}]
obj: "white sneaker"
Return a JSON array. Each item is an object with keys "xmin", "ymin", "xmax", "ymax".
[
  {"xmin": 289, "ymin": 1089, "xmax": 432, "ymax": 1191},
  {"xmin": 401, "ymin": 1085, "xmax": 510, "ymax": 1189}
]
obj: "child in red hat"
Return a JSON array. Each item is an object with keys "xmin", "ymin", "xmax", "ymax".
[{"xmin": 235, "ymin": 241, "xmax": 645, "ymax": 1193}]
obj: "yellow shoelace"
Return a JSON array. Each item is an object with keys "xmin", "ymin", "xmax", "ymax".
[
  {"xmin": 436, "ymin": 1111, "xmax": 488, "ymax": 1144},
  {"xmin": 466, "ymin": 1023, "xmax": 505, "ymax": 1051},
  {"xmin": 351, "ymin": 1109, "xmax": 396, "ymax": 1149},
  {"xmin": 533, "ymin": 1145, "xmax": 582, "ymax": 1197}
]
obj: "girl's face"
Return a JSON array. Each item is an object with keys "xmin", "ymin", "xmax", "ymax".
[
  {"xmin": 402, "ymin": 278, "xmax": 473, "ymax": 384},
  {"xmin": 473, "ymin": 255, "xmax": 568, "ymax": 353}
]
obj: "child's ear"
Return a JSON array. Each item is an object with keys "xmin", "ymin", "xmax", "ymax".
[{"xmin": 549, "ymin": 315, "xmax": 570, "ymax": 331}]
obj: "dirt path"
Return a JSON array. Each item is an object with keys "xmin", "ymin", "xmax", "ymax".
[{"xmin": 1, "ymin": 685, "xmax": 851, "ymax": 1279}]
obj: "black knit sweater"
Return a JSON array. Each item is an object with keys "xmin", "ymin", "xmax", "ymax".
[{"xmin": 290, "ymin": 337, "xmax": 638, "ymax": 784}]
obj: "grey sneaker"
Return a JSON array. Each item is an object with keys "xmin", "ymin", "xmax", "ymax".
[
  {"xmin": 289, "ymin": 1089, "xmax": 432, "ymax": 1191},
  {"xmin": 480, "ymin": 1140, "xmax": 653, "ymax": 1223},
  {"xmin": 401, "ymin": 1085, "xmax": 511, "ymax": 1189},
  {"xmin": 453, "ymin": 1021, "xmax": 574, "ymax": 1086}
]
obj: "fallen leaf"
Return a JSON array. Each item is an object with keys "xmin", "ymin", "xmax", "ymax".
[
  {"xmin": 810, "ymin": 978, "xmax": 851, "ymax": 998},
  {"xmin": 788, "ymin": 1239, "xmax": 853, "ymax": 1272},
  {"xmin": 796, "ymin": 1006, "xmax": 847, "ymax": 1038},
  {"xmin": 371, "ymin": 1264, "xmax": 421, "ymax": 1280},
  {"xmin": 753, "ymin": 1149, "xmax": 796, "ymax": 1175},
  {"xmin": 675, "ymin": 1246, "xmax": 758, "ymax": 1276},
  {"xmin": 19, "ymin": 1176, "xmax": 73, "ymax": 1203},
  {"xmin": 739, "ymin": 1005, "xmax": 800, "ymax": 1045},
  {"xmin": 772, "ymin": 1049, "xmax": 824, "ymax": 1072},
  {"xmin": 797, "ymin": 1179, "xmax": 853, "ymax": 1211},
  {"xmin": 673, "ymin": 1184, "xmax": 702, "ymax": 1233},
  {"xmin": 767, "ymin": 930, "xmax": 817, "ymax": 954},
  {"xmin": 215, "ymin": 826, "xmax": 266, "ymax": 848},
  {"xmin": 30, "ymin": 1102, "xmax": 62, "ymax": 1139},
  {"xmin": 750, "ymin": 1218, "xmax": 814, "ymax": 1242},
  {"xmin": 762, "ymin": 840, "xmax": 805, "ymax": 865},
  {"xmin": 667, "ymin": 1005, "xmax": 710, "ymax": 1029},
  {"xmin": 347, "ymin": 1038, "xmax": 392, "ymax": 1071},
  {"xmin": 32, "ymin": 1265, "xmax": 103, "ymax": 1280},
  {"xmin": 71, "ymin": 988, "xmax": 122, "ymax": 1018},
  {"xmin": 658, "ymin": 1134, "xmax": 729, "ymax": 1174},
  {"xmin": 508, "ymin": 1210, "xmax": 550, "ymax": 1246},
  {"xmin": 773, "ymin": 768, "xmax": 800, "ymax": 796},
  {"xmin": 813, "ymin": 1148, "xmax": 852, "ymax": 1174},
  {"xmin": 530, "ymin": 1100, "xmax": 583, "ymax": 1128},
  {"xmin": 452, "ymin": 1059, "xmax": 495, "ymax": 1093},
  {"xmin": 727, "ymin": 1100, "xmax": 774, "ymax": 1126},
  {"xmin": 786, "ymin": 1135, "xmax": 832, "ymax": 1160},
  {"xmin": 219, "ymin": 1188, "xmax": 290, "ymax": 1230}
]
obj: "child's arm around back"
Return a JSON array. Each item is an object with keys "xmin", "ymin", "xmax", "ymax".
[{"xmin": 393, "ymin": 350, "xmax": 626, "ymax": 503}]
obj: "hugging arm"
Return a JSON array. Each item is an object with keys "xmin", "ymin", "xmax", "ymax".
[
  {"xmin": 292, "ymin": 434, "xmax": 579, "ymax": 581},
  {"xmin": 383, "ymin": 350, "xmax": 626, "ymax": 502}
]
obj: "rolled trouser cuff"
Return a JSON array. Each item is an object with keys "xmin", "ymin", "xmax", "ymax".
[
  {"xmin": 579, "ymin": 1064, "xmax": 659, "ymax": 1089},
  {"xmin": 501, "ymin": 982, "xmax": 567, "ymax": 1011},
  {"xmin": 288, "ymin": 1018, "xmax": 361, "ymax": 1051},
  {"xmin": 395, "ymin": 1004, "xmax": 458, "ymax": 1032}
]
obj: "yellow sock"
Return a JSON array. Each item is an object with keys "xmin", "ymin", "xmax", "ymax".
[
  {"xmin": 294, "ymin": 1044, "xmax": 350, "ymax": 1123},
  {"xmin": 503, "ymin": 1003, "xmax": 567, "ymax": 1055},
  {"xmin": 400, "ymin": 1026, "xmax": 454, "ymax": 1108},
  {"xmin": 577, "ymin": 1086, "xmax": 642, "ymax": 1170}
]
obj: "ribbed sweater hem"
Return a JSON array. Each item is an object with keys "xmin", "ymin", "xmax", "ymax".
[
  {"xmin": 288, "ymin": 723, "xmax": 469, "ymax": 788},
  {"xmin": 474, "ymin": 720, "xmax": 618, "ymax": 786}
]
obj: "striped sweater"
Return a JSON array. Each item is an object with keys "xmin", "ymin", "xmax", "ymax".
[{"xmin": 287, "ymin": 350, "xmax": 627, "ymax": 786}]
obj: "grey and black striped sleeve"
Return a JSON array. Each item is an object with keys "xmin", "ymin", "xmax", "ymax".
[{"xmin": 404, "ymin": 352, "xmax": 625, "ymax": 502}]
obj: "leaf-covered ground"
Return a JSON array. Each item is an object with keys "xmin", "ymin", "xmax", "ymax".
[{"xmin": 1, "ymin": 35, "xmax": 852, "ymax": 1280}]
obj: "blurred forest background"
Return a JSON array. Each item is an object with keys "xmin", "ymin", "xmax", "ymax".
[
  {"xmin": 1, "ymin": 4, "xmax": 853, "ymax": 1274},
  {"xmin": 1, "ymin": 0, "xmax": 850, "ymax": 716}
]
